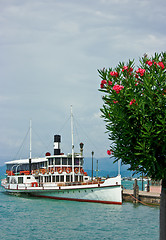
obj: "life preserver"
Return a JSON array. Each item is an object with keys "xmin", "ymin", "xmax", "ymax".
[
  {"xmin": 58, "ymin": 168, "xmax": 63, "ymax": 174},
  {"xmin": 66, "ymin": 168, "xmax": 71, "ymax": 174},
  {"xmin": 80, "ymin": 168, "xmax": 84, "ymax": 174},
  {"xmin": 35, "ymin": 170, "xmax": 39, "ymax": 175},
  {"xmin": 42, "ymin": 169, "xmax": 46, "ymax": 175},
  {"xmin": 50, "ymin": 168, "xmax": 54, "ymax": 174},
  {"xmin": 74, "ymin": 168, "xmax": 79, "ymax": 174},
  {"xmin": 31, "ymin": 182, "xmax": 38, "ymax": 187}
]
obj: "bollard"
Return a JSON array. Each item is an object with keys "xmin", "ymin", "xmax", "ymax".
[
  {"xmin": 133, "ymin": 179, "xmax": 139, "ymax": 203},
  {"xmin": 147, "ymin": 180, "xmax": 150, "ymax": 192}
]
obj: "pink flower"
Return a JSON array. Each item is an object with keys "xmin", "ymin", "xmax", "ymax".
[
  {"xmin": 110, "ymin": 71, "xmax": 119, "ymax": 77},
  {"xmin": 122, "ymin": 66, "xmax": 133, "ymax": 72},
  {"xmin": 113, "ymin": 100, "xmax": 118, "ymax": 103},
  {"xmin": 100, "ymin": 80, "xmax": 107, "ymax": 88},
  {"xmin": 146, "ymin": 60, "xmax": 153, "ymax": 66},
  {"xmin": 158, "ymin": 61, "xmax": 165, "ymax": 69},
  {"xmin": 108, "ymin": 81, "xmax": 113, "ymax": 85},
  {"xmin": 107, "ymin": 149, "xmax": 112, "ymax": 155},
  {"xmin": 113, "ymin": 85, "xmax": 124, "ymax": 94},
  {"xmin": 135, "ymin": 74, "xmax": 139, "ymax": 79},
  {"xmin": 122, "ymin": 66, "xmax": 128, "ymax": 71},
  {"xmin": 129, "ymin": 99, "xmax": 136, "ymax": 105},
  {"xmin": 136, "ymin": 68, "xmax": 145, "ymax": 76},
  {"xmin": 101, "ymin": 80, "xmax": 107, "ymax": 84}
]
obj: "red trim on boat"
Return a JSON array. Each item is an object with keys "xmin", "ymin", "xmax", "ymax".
[{"xmin": 30, "ymin": 194, "xmax": 122, "ymax": 205}]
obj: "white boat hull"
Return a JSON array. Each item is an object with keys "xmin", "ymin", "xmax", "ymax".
[
  {"xmin": 30, "ymin": 185, "xmax": 122, "ymax": 205},
  {"xmin": 1, "ymin": 176, "xmax": 122, "ymax": 205}
]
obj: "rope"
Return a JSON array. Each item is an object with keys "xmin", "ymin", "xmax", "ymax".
[
  {"xmin": 12, "ymin": 128, "xmax": 29, "ymax": 160},
  {"xmin": 122, "ymin": 186, "xmax": 159, "ymax": 207}
]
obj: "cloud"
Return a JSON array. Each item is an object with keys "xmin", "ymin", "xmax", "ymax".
[{"xmin": 0, "ymin": 0, "xmax": 166, "ymax": 165}]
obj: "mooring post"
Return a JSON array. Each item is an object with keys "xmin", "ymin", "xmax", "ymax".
[
  {"xmin": 147, "ymin": 179, "xmax": 150, "ymax": 192},
  {"xmin": 133, "ymin": 179, "xmax": 139, "ymax": 203}
]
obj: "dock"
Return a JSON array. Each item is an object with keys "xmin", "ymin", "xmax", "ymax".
[{"xmin": 122, "ymin": 183, "xmax": 160, "ymax": 206}]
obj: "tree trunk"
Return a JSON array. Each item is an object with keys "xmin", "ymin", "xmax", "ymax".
[{"xmin": 160, "ymin": 178, "xmax": 166, "ymax": 240}]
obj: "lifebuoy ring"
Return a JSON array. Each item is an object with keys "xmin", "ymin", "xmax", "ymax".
[
  {"xmin": 50, "ymin": 168, "xmax": 54, "ymax": 174},
  {"xmin": 66, "ymin": 168, "xmax": 71, "ymax": 174},
  {"xmin": 58, "ymin": 168, "xmax": 63, "ymax": 174},
  {"xmin": 31, "ymin": 182, "xmax": 38, "ymax": 187},
  {"xmin": 35, "ymin": 170, "xmax": 39, "ymax": 175},
  {"xmin": 80, "ymin": 168, "xmax": 84, "ymax": 174},
  {"xmin": 42, "ymin": 169, "xmax": 46, "ymax": 175},
  {"xmin": 74, "ymin": 168, "xmax": 79, "ymax": 174}
]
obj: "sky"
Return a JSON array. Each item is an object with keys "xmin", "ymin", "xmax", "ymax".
[{"xmin": 0, "ymin": 0, "xmax": 166, "ymax": 166}]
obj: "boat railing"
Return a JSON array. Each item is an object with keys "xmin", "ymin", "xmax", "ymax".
[
  {"xmin": 58, "ymin": 181, "xmax": 103, "ymax": 187},
  {"xmin": 3, "ymin": 180, "xmax": 104, "ymax": 190}
]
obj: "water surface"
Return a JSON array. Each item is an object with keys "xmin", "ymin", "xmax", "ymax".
[{"xmin": 0, "ymin": 184, "xmax": 159, "ymax": 240}]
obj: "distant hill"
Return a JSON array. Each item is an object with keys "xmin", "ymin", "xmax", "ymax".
[
  {"xmin": 0, "ymin": 165, "xmax": 6, "ymax": 179},
  {"xmin": 84, "ymin": 157, "xmax": 130, "ymax": 171},
  {"xmin": 83, "ymin": 157, "xmax": 133, "ymax": 177}
]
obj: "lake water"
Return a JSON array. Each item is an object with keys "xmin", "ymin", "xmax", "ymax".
[{"xmin": 0, "ymin": 176, "xmax": 159, "ymax": 240}]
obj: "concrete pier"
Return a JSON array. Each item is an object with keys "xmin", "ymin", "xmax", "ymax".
[{"xmin": 122, "ymin": 188, "xmax": 160, "ymax": 206}]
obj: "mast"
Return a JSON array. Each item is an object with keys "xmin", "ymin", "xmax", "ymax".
[
  {"xmin": 96, "ymin": 159, "xmax": 99, "ymax": 179},
  {"xmin": 118, "ymin": 159, "xmax": 120, "ymax": 176},
  {"xmin": 29, "ymin": 119, "xmax": 32, "ymax": 174},
  {"xmin": 30, "ymin": 119, "xmax": 32, "ymax": 159},
  {"xmin": 71, "ymin": 105, "xmax": 75, "ymax": 182}
]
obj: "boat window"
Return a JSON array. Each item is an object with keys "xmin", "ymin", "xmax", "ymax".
[
  {"xmin": 32, "ymin": 163, "xmax": 38, "ymax": 170},
  {"xmin": 52, "ymin": 176, "xmax": 55, "ymax": 182},
  {"xmin": 55, "ymin": 158, "xmax": 60, "ymax": 165},
  {"xmin": 11, "ymin": 177, "xmax": 17, "ymax": 184},
  {"xmin": 27, "ymin": 177, "xmax": 31, "ymax": 179},
  {"xmin": 66, "ymin": 175, "xmax": 70, "ymax": 182},
  {"xmin": 80, "ymin": 158, "xmax": 83, "ymax": 165},
  {"xmin": 80, "ymin": 176, "xmax": 83, "ymax": 182},
  {"xmin": 62, "ymin": 158, "xmax": 67, "ymax": 165},
  {"xmin": 7, "ymin": 177, "xmax": 9, "ymax": 183},
  {"xmin": 75, "ymin": 175, "xmax": 78, "ymax": 182},
  {"xmin": 24, "ymin": 164, "xmax": 30, "ymax": 171},
  {"xmin": 74, "ymin": 158, "xmax": 79, "ymax": 165},
  {"xmin": 56, "ymin": 175, "xmax": 59, "ymax": 182},
  {"xmin": 45, "ymin": 176, "xmax": 48, "ymax": 182},
  {"xmin": 39, "ymin": 162, "xmax": 44, "ymax": 168},
  {"xmin": 48, "ymin": 176, "xmax": 51, "ymax": 182},
  {"xmin": 68, "ymin": 158, "xmax": 72, "ymax": 165},
  {"xmin": 18, "ymin": 177, "xmax": 23, "ymax": 184},
  {"xmin": 7, "ymin": 164, "xmax": 12, "ymax": 171},
  {"xmin": 60, "ymin": 175, "xmax": 64, "ymax": 182},
  {"xmin": 48, "ymin": 158, "xmax": 53, "ymax": 165}
]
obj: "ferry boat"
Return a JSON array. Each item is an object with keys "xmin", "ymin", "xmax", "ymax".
[{"xmin": 1, "ymin": 110, "xmax": 122, "ymax": 205}]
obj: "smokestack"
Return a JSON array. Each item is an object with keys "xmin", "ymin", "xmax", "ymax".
[{"xmin": 54, "ymin": 135, "xmax": 61, "ymax": 155}]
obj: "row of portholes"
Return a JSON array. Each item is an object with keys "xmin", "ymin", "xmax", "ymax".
[{"xmin": 57, "ymin": 189, "xmax": 94, "ymax": 194}]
